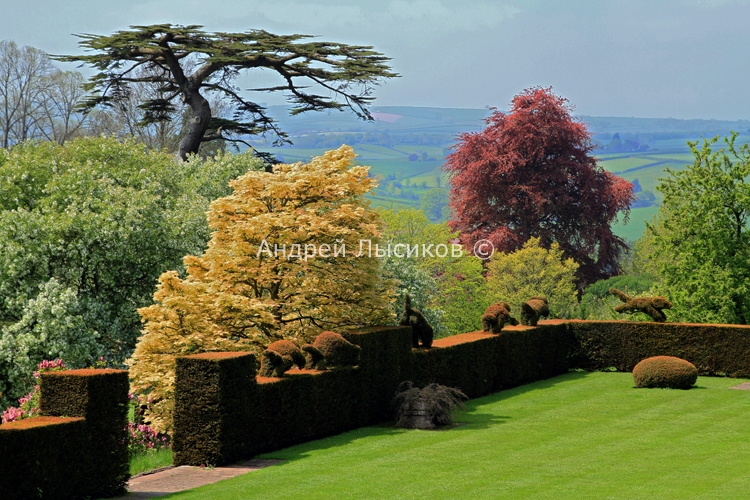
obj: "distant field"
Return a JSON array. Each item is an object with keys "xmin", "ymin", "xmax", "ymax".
[
  {"xmin": 260, "ymin": 136, "xmax": 717, "ymax": 243},
  {"xmin": 612, "ymin": 205, "xmax": 660, "ymax": 244},
  {"xmin": 368, "ymin": 194, "xmax": 420, "ymax": 210}
]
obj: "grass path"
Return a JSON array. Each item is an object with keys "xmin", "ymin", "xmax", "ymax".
[{"xmin": 164, "ymin": 372, "xmax": 750, "ymax": 499}]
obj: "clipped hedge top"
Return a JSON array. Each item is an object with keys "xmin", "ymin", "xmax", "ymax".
[
  {"xmin": 349, "ymin": 326, "xmax": 411, "ymax": 335},
  {"xmin": 256, "ymin": 376, "xmax": 288, "ymax": 384},
  {"xmin": 432, "ymin": 332, "xmax": 495, "ymax": 348},
  {"xmin": 182, "ymin": 352, "xmax": 255, "ymax": 360},
  {"xmin": 0, "ymin": 416, "xmax": 84, "ymax": 430},
  {"xmin": 543, "ymin": 319, "xmax": 750, "ymax": 329},
  {"xmin": 44, "ymin": 368, "xmax": 127, "ymax": 377}
]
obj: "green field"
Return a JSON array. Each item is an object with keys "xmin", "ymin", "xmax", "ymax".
[
  {"xmin": 260, "ymin": 130, "xmax": 731, "ymax": 242},
  {"xmin": 165, "ymin": 372, "xmax": 750, "ymax": 499}
]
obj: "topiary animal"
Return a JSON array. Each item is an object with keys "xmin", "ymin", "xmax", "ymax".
[
  {"xmin": 313, "ymin": 331, "xmax": 361, "ymax": 368},
  {"xmin": 399, "ymin": 294, "xmax": 434, "ymax": 348},
  {"xmin": 609, "ymin": 288, "xmax": 673, "ymax": 322},
  {"xmin": 520, "ymin": 296, "xmax": 549, "ymax": 326},
  {"xmin": 481, "ymin": 302, "xmax": 518, "ymax": 333},
  {"xmin": 632, "ymin": 356, "xmax": 698, "ymax": 389},
  {"xmin": 302, "ymin": 344, "xmax": 326, "ymax": 370},
  {"xmin": 259, "ymin": 339, "xmax": 322, "ymax": 377},
  {"xmin": 259, "ymin": 350, "xmax": 295, "ymax": 377}
]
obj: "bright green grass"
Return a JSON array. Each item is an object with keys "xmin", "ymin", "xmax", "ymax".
[
  {"xmin": 598, "ymin": 156, "xmax": 656, "ymax": 173},
  {"xmin": 130, "ymin": 447, "xmax": 173, "ymax": 476},
  {"xmin": 163, "ymin": 372, "xmax": 750, "ymax": 500}
]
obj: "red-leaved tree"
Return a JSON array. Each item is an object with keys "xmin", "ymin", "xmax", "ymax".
[{"xmin": 445, "ymin": 87, "xmax": 634, "ymax": 288}]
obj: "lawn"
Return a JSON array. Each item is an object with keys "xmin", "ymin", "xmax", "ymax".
[{"xmin": 163, "ymin": 372, "xmax": 750, "ymax": 499}]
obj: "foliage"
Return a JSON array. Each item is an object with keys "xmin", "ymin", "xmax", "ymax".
[
  {"xmin": 432, "ymin": 254, "xmax": 490, "ymax": 334},
  {"xmin": 57, "ymin": 24, "xmax": 397, "ymax": 160},
  {"xmin": 577, "ymin": 275, "xmax": 656, "ymax": 320},
  {"xmin": 0, "ymin": 137, "xmax": 255, "ymax": 363},
  {"xmin": 485, "ymin": 237, "xmax": 579, "ymax": 319},
  {"xmin": 379, "ymin": 208, "xmax": 486, "ymax": 335},
  {"xmin": 420, "ymin": 188, "xmax": 449, "ymax": 221},
  {"xmin": 0, "ymin": 280, "xmax": 98, "ymax": 406},
  {"xmin": 632, "ymin": 356, "xmax": 698, "ymax": 389},
  {"xmin": 392, "ymin": 381, "xmax": 467, "ymax": 429},
  {"xmin": 129, "ymin": 146, "xmax": 395, "ymax": 432},
  {"xmin": 381, "ymin": 258, "xmax": 447, "ymax": 338},
  {"xmin": 645, "ymin": 133, "xmax": 750, "ymax": 324},
  {"xmin": 1, "ymin": 358, "xmax": 66, "ymax": 422},
  {"xmin": 445, "ymin": 86, "xmax": 634, "ymax": 288},
  {"xmin": 126, "ymin": 394, "xmax": 170, "ymax": 456}
]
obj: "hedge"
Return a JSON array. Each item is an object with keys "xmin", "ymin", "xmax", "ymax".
[
  {"xmin": 172, "ymin": 320, "xmax": 750, "ymax": 466},
  {"xmin": 173, "ymin": 324, "xmax": 571, "ymax": 466},
  {"xmin": 172, "ymin": 327, "xmax": 413, "ymax": 466},
  {"xmin": 0, "ymin": 369, "xmax": 129, "ymax": 499},
  {"xmin": 566, "ymin": 320, "xmax": 750, "ymax": 377}
]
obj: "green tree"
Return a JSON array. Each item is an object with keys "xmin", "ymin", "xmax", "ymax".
[
  {"xmin": 57, "ymin": 24, "xmax": 397, "ymax": 160},
  {"xmin": 379, "ymin": 208, "xmax": 488, "ymax": 335},
  {"xmin": 0, "ymin": 279, "xmax": 101, "ymax": 407},
  {"xmin": 647, "ymin": 133, "xmax": 750, "ymax": 323},
  {"xmin": 0, "ymin": 137, "xmax": 255, "ymax": 361},
  {"xmin": 486, "ymin": 237, "xmax": 579, "ymax": 319},
  {"xmin": 420, "ymin": 188, "xmax": 449, "ymax": 221}
]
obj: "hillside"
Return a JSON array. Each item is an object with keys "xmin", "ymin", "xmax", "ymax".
[{"xmin": 254, "ymin": 106, "xmax": 750, "ymax": 242}]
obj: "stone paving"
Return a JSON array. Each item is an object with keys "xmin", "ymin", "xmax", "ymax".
[{"xmin": 112, "ymin": 459, "xmax": 284, "ymax": 499}]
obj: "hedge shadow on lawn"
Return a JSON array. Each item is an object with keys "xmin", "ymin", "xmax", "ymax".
[{"xmin": 259, "ymin": 424, "xmax": 406, "ymax": 462}]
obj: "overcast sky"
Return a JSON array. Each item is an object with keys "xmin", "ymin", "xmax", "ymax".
[{"xmin": 3, "ymin": 0, "xmax": 750, "ymax": 120}]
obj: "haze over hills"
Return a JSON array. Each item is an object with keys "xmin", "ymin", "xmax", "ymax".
[
  {"xmin": 255, "ymin": 106, "xmax": 750, "ymax": 243},
  {"xmin": 259, "ymin": 105, "xmax": 750, "ymax": 148}
]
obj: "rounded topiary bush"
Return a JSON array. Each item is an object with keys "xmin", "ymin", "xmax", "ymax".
[{"xmin": 632, "ymin": 356, "xmax": 698, "ymax": 389}]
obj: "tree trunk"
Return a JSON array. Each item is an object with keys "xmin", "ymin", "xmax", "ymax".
[{"xmin": 177, "ymin": 87, "xmax": 211, "ymax": 161}]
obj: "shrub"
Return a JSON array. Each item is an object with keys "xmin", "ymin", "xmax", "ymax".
[
  {"xmin": 127, "ymin": 393, "xmax": 170, "ymax": 456},
  {"xmin": 392, "ymin": 381, "xmax": 467, "ymax": 429},
  {"xmin": 632, "ymin": 356, "xmax": 698, "ymax": 389},
  {"xmin": 1, "ymin": 359, "xmax": 67, "ymax": 423},
  {"xmin": 265, "ymin": 340, "xmax": 306, "ymax": 369},
  {"xmin": 0, "ymin": 137, "xmax": 252, "ymax": 367},
  {"xmin": 0, "ymin": 280, "xmax": 99, "ymax": 407},
  {"xmin": 485, "ymin": 237, "xmax": 580, "ymax": 319}
]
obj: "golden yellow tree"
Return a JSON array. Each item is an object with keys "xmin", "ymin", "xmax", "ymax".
[{"xmin": 129, "ymin": 146, "xmax": 395, "ymax": 432}]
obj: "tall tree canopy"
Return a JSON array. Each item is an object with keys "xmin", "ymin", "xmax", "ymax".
[
  {"xmin": 646, "ymin": 133, "xmax": 750, "ymax": 324},
  {"xmin": 56, "ymin": 24, "xmax": 397, "ymax": 160},
  {"xmin": 444, "ymin": 87, "xmax": 634, "ymax": 287}
]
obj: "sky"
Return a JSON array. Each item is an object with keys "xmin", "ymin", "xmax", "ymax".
[{"xmin": 2, "ymin": 0, "xmax": 750, "ymax": 120}]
